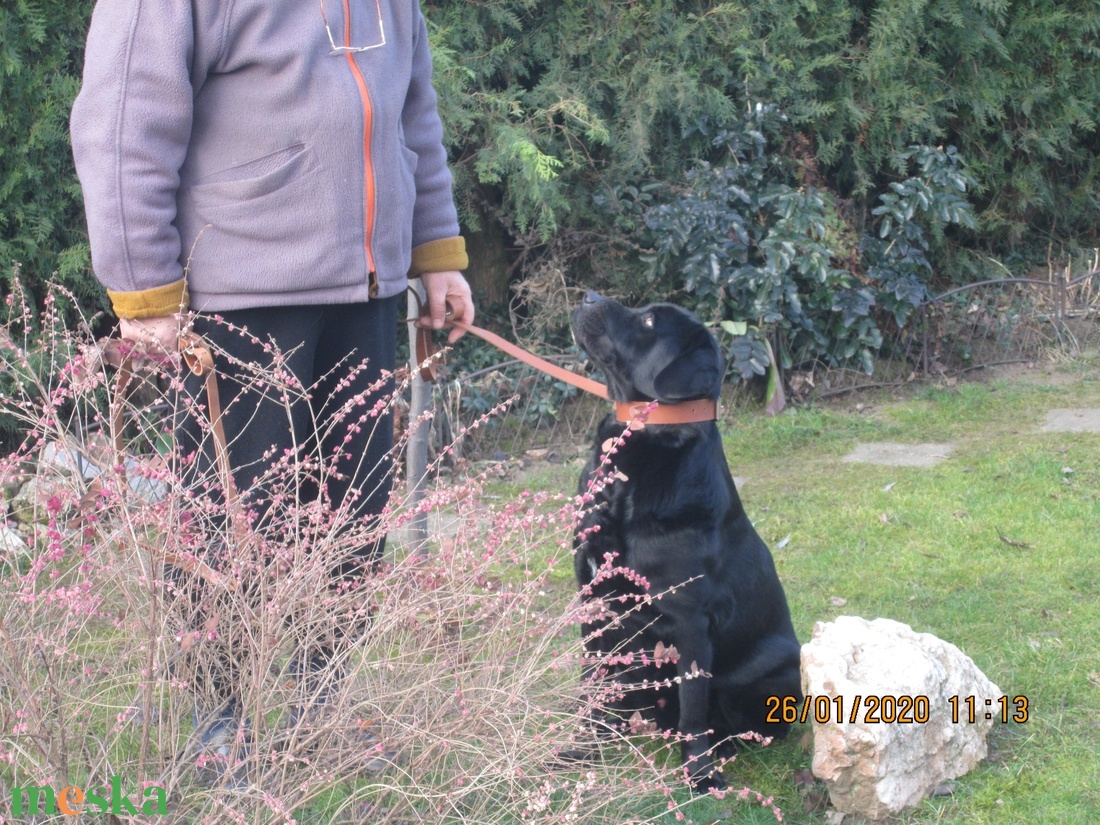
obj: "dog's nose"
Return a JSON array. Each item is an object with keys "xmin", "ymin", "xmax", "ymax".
[{"xmin": 583, "ymin": 291, "xmax": 605, "ymax": 306}]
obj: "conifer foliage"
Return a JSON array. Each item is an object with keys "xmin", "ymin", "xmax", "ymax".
[
  {"xmin": 2, "ymin": 0, "xmax": 1098, "ymax": 361},
  {"xmin": 0, "ymin": 1, "xmax": 98, "ymax": 313}
]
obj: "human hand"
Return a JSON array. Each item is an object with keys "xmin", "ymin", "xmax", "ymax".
[
  {"xmin": 118, "ymin": 314, "xmax": 189, "ymax": 352},
  {"xmin": 417, "ymin": 271, "xmax": 475, "ymax": 344}
]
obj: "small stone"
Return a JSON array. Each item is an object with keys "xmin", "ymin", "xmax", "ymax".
[
  {"xmin": 41, "ymin": 440, "xmax": 102, "ymax": 480},
  {"xmin": 841, "ymin": 442, "xmax": 955, "ymax": 468},
  {"xmin": 123, "ymin": 457, "xmax": 166, "ymax": 504},
  {"xmin": 1041, "ymin": 409, "xmax": 1100, "ymax": 433},
  {"xmin": 1, "ymin": 475, "xmax": 27, "ymax": 500}
]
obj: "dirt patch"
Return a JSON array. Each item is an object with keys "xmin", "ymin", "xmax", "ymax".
[
  {"xmin": 1039, "ymin": 408, "xmax": 1100, "ymax": 433},
  {"xmin": 841, "ymin": 442, "xmax": 956, "ymax": 468}
]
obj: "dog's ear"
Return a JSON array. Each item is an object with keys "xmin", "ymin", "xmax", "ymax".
[{"xmin": 652, "ymin": 332, "xmax": 723, "ymax": 403}]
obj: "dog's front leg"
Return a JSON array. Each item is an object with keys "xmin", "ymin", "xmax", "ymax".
[{"xmin": 672, "ymin": 631, "xmax": 726, "ymax": 792}]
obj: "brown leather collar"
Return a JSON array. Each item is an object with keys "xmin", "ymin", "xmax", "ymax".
[
  {"xmin": 412, "ymin": 298, "xmax": 718, "ymax": 426},
  {"xmin": 614, "ymin": 398, "xmax": 717, "ymax": 425}
]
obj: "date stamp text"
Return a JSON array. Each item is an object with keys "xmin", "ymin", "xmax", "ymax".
[{"xmin": 765, "ymin": 694, "xmax": 1029, "ymax": 725}]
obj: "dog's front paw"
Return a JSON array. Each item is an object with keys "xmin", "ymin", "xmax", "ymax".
[
  {"xmin": 690, "ymin": 768, "xmax": 727, "ymax": 795},
  {"xmin": 550, "ymin": 743, "xmax": 602, "ymax": 768},
  {"xmin": 682, "ymin": 750, "xmax": 727, "ymax": 794}
]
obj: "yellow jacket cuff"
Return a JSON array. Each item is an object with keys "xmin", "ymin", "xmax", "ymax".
[
  {"xmin": 107, "ymin": 279, "xmax": 189, "ymax": 319},
  {"xmin": 410, "ymin": 237, "xmax": 468, "ymax": 276}
]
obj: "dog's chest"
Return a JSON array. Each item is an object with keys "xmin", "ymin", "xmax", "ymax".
[
  {"xmin": 575, "ymin": 425, "xmax": 730, "ymax": 579},
  {"xmin": 579, "ymin": 443, "xmax": 683, "ymax": 529},
  {"xmin": 584, "ymin": 424, "xmax": 723, "ymax": 509}
]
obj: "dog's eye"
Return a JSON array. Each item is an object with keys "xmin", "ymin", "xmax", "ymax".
[{"xmin": 642, "ymin": 314, "xmax": 655, "ymax": 329}]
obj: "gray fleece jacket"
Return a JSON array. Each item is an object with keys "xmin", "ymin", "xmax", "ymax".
[{"xmin": 71, "ymin": 0, "xmax": 467, "ymax": 317}]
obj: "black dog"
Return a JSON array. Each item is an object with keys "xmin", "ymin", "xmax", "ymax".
[{"xmin": 568, "ymin": 292, "xmax": 802, "ymax": 791}]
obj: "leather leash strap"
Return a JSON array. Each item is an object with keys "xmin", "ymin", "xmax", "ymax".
[
  {"xmin": 410, "ymin": 298, "xmax": 717, "ymax": 425},
  {"xmin": 109, "ymin": 334, "xmax": 237, "ymax": 589},
  {"xmin": 178, "ymin": 332, "xmax": 239, "ymax": 516},
  {"xmin": 415, "ymin": 315, "xmax": 609, "ymax": 399}
]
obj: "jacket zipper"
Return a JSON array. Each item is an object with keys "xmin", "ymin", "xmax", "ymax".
[{"xmin": 340, "ymin": 0, "xmax": 377, "ymax": 276}]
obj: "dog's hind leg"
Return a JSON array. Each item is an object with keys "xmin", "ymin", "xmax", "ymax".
[{"xmin": 712, "ymin": 637, "xmax": 803, "ymax": 741}]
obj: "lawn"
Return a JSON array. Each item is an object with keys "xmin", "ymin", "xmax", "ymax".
[{"xmin": 493, "ymin": 356, "xmax": 1100, "ymax": 824}]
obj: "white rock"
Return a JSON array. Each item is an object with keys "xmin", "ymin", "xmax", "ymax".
[
  {"xmin": 0, "ymin": 523, "xmax": 30, "ymax": 559},
  {"xmin": 41, "ymin": 439, "xmax": 103, "ymax": 480},
  {"xmin": 801, "ymin": 616, "xmax": 1003, "ymax": 820},
  {"xmin": 9, "ymin": 477, "xmax": 46, "ymax": 525},
  {"xmin": 40, "ymin": 440, "xmax": 166, "ymax": 504}
]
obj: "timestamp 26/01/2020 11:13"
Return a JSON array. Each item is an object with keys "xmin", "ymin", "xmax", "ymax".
[{"xmin": 765, "ymin": 694, "xmax": 1030, "ymax": 726}]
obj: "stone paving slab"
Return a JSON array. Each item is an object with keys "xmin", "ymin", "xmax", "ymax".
[
  {"xmin": 1040, "ymin": 408, "xmax": 1100, "ymax": 433},
  {"xmin": 841, "ymin": 442, "xmax": 955, "ymax": 468}
]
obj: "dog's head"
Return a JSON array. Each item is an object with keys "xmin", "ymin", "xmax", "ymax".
[{"xmin": 572, "ymin": 292, "xmax": 723, "ymax": 404}]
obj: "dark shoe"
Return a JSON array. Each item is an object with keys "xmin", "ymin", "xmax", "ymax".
[
  {"xmin": 194, "ymin": 707, "xmax": 251, "ymax": 790},
  {"xmin": 287, "ymin": 650, "xmax": 346, "ymax": 728},
  {"xmin": 347, "ymin": 718, "xmax": 401, "ymax": 774}
]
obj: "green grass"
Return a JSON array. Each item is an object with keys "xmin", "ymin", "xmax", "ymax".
[
  {"xmin": 727, "ymin": 369, "xmax": 1100, "ymax": 823},
  {"xmin": 499, "ymin": 361, "xmax": 1100, "ymax": 823}
]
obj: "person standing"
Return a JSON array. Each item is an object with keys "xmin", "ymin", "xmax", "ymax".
[{"xmin": 71, "ymin": 0, "xmax": 473, "ymax": 776}]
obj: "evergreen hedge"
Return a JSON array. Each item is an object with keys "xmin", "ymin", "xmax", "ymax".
[
  {"xmin": 428, "ymin": 0, "xmax": 1099, "ymax": 287},
  {"xmin": 0, "ymin": 0, "xmax": 100, "ymax": 317},
  {"xmin": 1, "ymin": 0, "xmax": 1097, "ymax": 352}
]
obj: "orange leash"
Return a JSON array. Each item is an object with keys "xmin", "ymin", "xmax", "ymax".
[
  {"xmin": 410, "ymin": 296, "xmax": 716, "ymax": 425},
  {"xmin": 108, "ymin": 334, "xmax": 238, "ymax": 589}
]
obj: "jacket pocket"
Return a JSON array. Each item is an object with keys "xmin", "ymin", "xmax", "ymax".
[
  {"xmin": 190, "ymin": 144, "xmax": 314, "ymax": 198},
  {"xmin": 187, "ymin": 144, "xmax": 319, "ymax": 205},
  {"xmin": 179, "ymin": 145, "xmax": 363, "ymax": 298}
]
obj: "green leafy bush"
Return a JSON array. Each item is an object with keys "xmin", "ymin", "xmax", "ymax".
[
  {"xmin": 606, "ymin": 108, "xmax": 977, "ymax": 376},
  {"xmin": 620, "ymin": 108, "xmax": 856, "ymax": 374},
  {"xmin": 722, "ymin": 0, "xmax": 1100, "ymax": 252},
  {"xmin": 427, "ymin": 0, "xmax": 1098, "ymax": 303},
  {"xmin": 0, "ymin": 1, "xmax": 97, "ymax": 314},
  {"xmin": 863, "ymin": 146, "xmax": 977, "ymax": 328}
]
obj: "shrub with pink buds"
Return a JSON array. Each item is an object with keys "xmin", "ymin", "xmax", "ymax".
[{"xmin": 0, "ymin": 284, "xmax": 782, "ymax": 822}]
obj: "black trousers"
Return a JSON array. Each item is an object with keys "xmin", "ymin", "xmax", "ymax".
[
  {"xmin": 172, "ymin": 298, "xmax": 400, "ymax": 709},
  {"xmin": 177, "ymin": 298, "xmax": 399, "ymax": 562}
]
